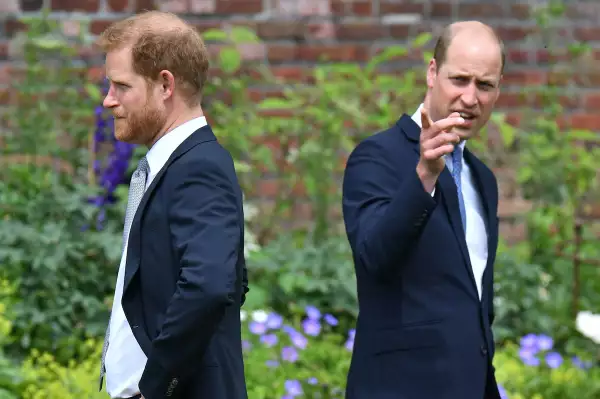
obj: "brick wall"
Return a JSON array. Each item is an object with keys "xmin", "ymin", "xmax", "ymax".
[{"xmin": 2, "ymin": 0, "xmax": 600, "ymax": 242}]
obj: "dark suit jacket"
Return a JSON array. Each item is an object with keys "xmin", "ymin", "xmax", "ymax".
[
  {"xmin": 342, "ymin": 114, "xmax": 501, "ymax": 399},
  {"xmin": 122, "ymin": 125, "xmax": 248, "ymax": 399}
]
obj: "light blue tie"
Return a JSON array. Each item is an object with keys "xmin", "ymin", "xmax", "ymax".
[{"xmin": 451, "ymin": 145, "xmax": 466, "ymax": 233}]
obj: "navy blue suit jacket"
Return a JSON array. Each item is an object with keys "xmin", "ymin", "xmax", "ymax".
[
  {"xmin": 122, "ymin": 125, "xmax": 248, "ymax": 398},
  {"xmin": 342, "ymin": 114, "xmax": 500, "ymax": 399}
]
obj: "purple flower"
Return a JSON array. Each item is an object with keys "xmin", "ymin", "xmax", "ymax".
[
  {"xmin": 266, "ymin": 360, "xmax": 279, "ymax": 367},
  {"xmin": 289, "ymin": 331, "xmax": 308, "ymax": 349},
  {"xmin": 572, "ymin": 356, "xmax": 593, "ymax": 370},
  {"xmin": 266, "ymin": 312, "xmax": 283, "ymax": 330},
  {"xmin": 519, "ymin": 347, "xmax": 540, "ymax": 366},
  {"xmin": 537, "ymin": 334, "xmax": 553, "ymax": 351},
  {"xmin": 520, "ymin": 333, "xmax": 538, "ymax": 350},
  {"xmin": 284, "ymin": 379, "xmax": 303, "ymax": 396},
  {"xmin": 305, "ymin": 305, "xmax": 321, "ymax": 320},
  {"xmin": 302, "ymin": 318, "xmax": 321, "ymax": 336},
  {"xmin": 242, "ymin": 340, "xmax": 251, "ymax": 351},
  {"xmin": 324, "ymin": 313, "xmax": 338, "ymax": 326},
  {"xmin": 260, "ymin": 333, "xmax": 278, "ymax": 347},
  {"xmin": 345, "ymin": 328, "xmax": 355, "ymax": 351},
  {"xmin": 545, "ymin": 352, "xmax": 563, "ymax": 369},
  {"xmin": 498, "ymin": 384, "xmax": 509, "ymax": 399},
  {"xmin": 249, "ymin": 321, "xmax": 267, "ymax": 335},
  {"xmin": 281, "ymin": 346, "xmax": 299, "ymax": 362},
  {"xmin": 307, "ymin": 377, "xmax": 318, "ymax": 385},
  {"xmin": 345, "ymin": 338, "xmax": 354, "ymax": 352}
]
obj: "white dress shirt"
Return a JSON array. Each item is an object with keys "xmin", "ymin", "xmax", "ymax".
[
  {"xmin": 411, "ymin": 104, "xmax": 488, "ymax": 299},
  {"xmin": 105, "ymin": 116, "xmax": 208, "ymax": 398}
]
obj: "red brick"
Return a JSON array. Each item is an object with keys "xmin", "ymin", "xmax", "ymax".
[
  {"xmin": 331, "ymin": 0, "xmax": 372, "ymax": 16},
  {"xmin": 135, "ymin": 0, "xmax": 156, "ymax": 12},
  {"xmin": 192, "ymin": 21, "xmax": 222, "ymax": 33},
  {"xmin": 495, "ymin": 92, "xmax": 526, "ymax": 108},
  {"xmin": 379, "ymin": 1, "xmax": 424, "ymax": 15},
  {"xmin": 51, "ymin": 0, "xmax": 99, "ymax": 12},
  {"xmin": 297, "ymin": 44, "xmax": 369, "ymax": 62},
  {"xmin": 583, "ymin": 93, "xmax": 600, "ymax": 110},
  {"xmin": 269, "ymin": 66, "xmax": 311, "ymax": 82},
  {"xmin": 458, "ymin": 3, "xmax": 503, "ymax": 18},
  {"xmin": 499, "ymin": 220, "xmax": 526, "ymax": 244},
  {"xmin": 574, "ymin": 72, "xmax": 600, "ymax": 87},
  {"xmin": 430, "ymin": 2, "xmax": 453, "ymax": 18},
  {"xmin": 215, "ymin": 0, "xmax": 262, "ymax": 14},
  {"xmin": 267, "ymin": 44, "xmax": 298, "ymax": 63},
  {"xmin": 107, "ymin": 0, "xmax": 128, "ymax": 12},
  {"xmin": 496, "ymin": 26, "xmax": 536, "ymax": 42},
  {"xmin": 507, "ymin": 49, "xmax": 529, "ymax": 64},
  {"xmin": 90, "ymin": 20, "xmax": 114, "ymax": 35},
  {"xmin": 348, "ymin": 1, "xmax": 373, "ymax": 16},
  {"xmin": 574, "ymin": 27, "xmax": 600, "ymax": 42},
  {"xmin": 336, "ymin": 22, "xmax": 388, "ymax": 41},
  {"xmin": 569, "ymin": 113, "xmax": 600, "ymax": 130},
  {"xmin": 257, "ymin": 21, "xmax": 306, "ymax": 40},
  {"xmin": 307, "ymin": 22, "xmax": 336, "ymax": 40},
  {"xmin": 501, "ymin": 70, "xmax": 546, "ymax": 86},
  {"xmin": 389, "ymin": 24, "xmax": 411, "ymax": 39},
  {"xmin": 5, "ymin": 18, "xmax": 26, "ymax": 36},
  {"xmin": 329, "ymin": 0, "xmax": 345, "ymax": 15},
  {"xmin": 0, "ymin": 41, "xmax": 8, "ymax": 60},
  {"xmin": 508, "ymin": 4, "xmax": 530, "ymax": 19}
]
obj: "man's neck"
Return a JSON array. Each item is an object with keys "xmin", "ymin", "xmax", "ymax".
[{"xmin": 148, "ymin": 106, "xmax": 204, "ymax": 148}]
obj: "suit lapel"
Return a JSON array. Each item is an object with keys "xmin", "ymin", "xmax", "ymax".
[
  {"xmin": 122, "ymin": 125, "xmax": 217, "ymax": 294},
  {"xmin": 398, "ymin": 114, "xmax": 478, "ymax": 297}
]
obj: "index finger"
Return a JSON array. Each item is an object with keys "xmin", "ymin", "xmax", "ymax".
[{"xmin": 432, "ymin": 116, "xmax": 465, "ymax": 133}]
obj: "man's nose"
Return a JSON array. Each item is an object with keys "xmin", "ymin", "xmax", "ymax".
[{"xmin": 460, "ymin": 85, "xmax": 478, "ymax": 107}]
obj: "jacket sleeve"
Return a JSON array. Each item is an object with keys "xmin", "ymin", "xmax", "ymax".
[
  {"xmin": 342, "ymin": 139, "xmax": 439, "ymax": 282},
  {"xmin": 139, "ymin": 157, "xmax": 241, "ymax": 398}
]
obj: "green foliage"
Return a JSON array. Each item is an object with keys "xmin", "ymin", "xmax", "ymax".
[
  {"xmin": 246, "ymin": 234, "xmax": 357, "ymax": 324},
  {"xmin": 242, "ymin": 312, "xmax": 350, "ymax": 398},
  {"xmin": 19, "ymin": 339, "xmax": 106, "ymax": 399},
  {"xmin": 496, "ymin": 342, "xmax": 600, "ymax": 399},
  {"xmin": 204, "ymin": 27, "xmax": 431, "ymax": 244},
  {"xmin": 0, "ymin": 13, "xmax": 122, "ymax": 360}
]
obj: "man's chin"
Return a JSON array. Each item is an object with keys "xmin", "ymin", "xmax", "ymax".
[{"xmin": 114, "ymin": 130, "xmax": 139, "ymax": 144}]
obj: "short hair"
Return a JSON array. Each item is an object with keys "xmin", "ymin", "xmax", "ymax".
[
  {"xmin": 97, "ymin": 11, "xmax": 209, "ymax": 106},
  {"xmin": 432, "ymin": 23, "xmax": 506, "ymax": 75}
]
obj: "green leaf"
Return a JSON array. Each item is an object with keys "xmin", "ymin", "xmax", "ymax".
[
  {"xmin": 230, "ymin": 26, "xmax": 260, "ymax": 43},
  {"xmin": 202, "ymin": 28, "xmax": 228, "ymax": 42},
  {"xmin": 84, "ymin": 83, "xmax": 102, "ymax": 102},
  {"xmin": 218, "ymin": 47, "xmax": 242, "ymax": 74},
  {"xmin": 412, "ymin": 32, "xmax": 432, "ymax": 48}
]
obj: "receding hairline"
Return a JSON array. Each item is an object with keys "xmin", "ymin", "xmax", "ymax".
[{"xmin": 434, "ymin": 20, "xmax": 505, "ymax": 73}]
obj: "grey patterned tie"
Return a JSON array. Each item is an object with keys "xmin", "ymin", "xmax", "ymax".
[{"xmin": 99, "ymin": 156, "xmax": 150, "ymax": 389}]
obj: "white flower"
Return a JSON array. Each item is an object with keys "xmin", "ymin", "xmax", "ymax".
[
  {"xmin": 576, "ymin": 311, "xmax": 600, "ymax": 344},
  {"xmin": 251, "ymin": 310, "xmax": 269, "ymax": 323},
  {"xmin": 240, "ymin": 310, "xmax": 247, "ymax": 322}
]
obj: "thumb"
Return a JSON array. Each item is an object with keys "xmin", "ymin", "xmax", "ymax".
[{"xmin": 420, "ymin": 107, "xmax": 431, "ymax": 129}]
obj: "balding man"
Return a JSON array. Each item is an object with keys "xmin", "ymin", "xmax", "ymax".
[
  {"xmin": 342, "ymin": 21, "xmax": 504, "ymax": 399},
  {"xmin": 97, "ymin": 11, "xmax": 248, "ymax": 399}
]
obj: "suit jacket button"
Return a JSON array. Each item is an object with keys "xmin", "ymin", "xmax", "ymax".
[{"xmin": 480, "ymin": 345, "xmax": 488, "ymax": 356}]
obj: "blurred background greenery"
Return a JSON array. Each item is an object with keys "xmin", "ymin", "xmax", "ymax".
[{"xmin": 1, "ymin": 2, "xmax": 600, "ymax": 398}]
